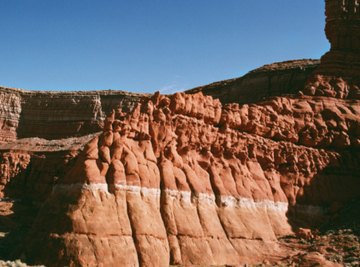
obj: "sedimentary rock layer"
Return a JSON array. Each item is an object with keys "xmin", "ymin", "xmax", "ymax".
[
  {"xmin": 186, "ymin": 59, "xmax": 319, "ymax": 104},
  {"xmin": 304, "ymin": 0, "xmax": 360, "ymax": 99},
  {"xmin": 0, "ymin": 89, "xmax": 359, "ymax": 266},
  {"xmin": 0, "ymin": 1, "xmax": 360, "ymax": 266},
  {"xmin": 0, "ymin": 90, "xmax": 21, "ymax": 143},
  {"xmin": 7, "ymin": 91, "xmax": 355, "ymax": 266},
  {"xmin": 0, "ymin": 87, "xmax": 146, "ymax": 142}
]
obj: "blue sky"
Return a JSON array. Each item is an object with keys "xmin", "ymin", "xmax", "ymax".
[{"xmin": 0, "ymin": 0, "xmax": 328, "ymax": 93}]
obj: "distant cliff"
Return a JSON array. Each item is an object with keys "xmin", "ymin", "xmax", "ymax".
[
  {"xmin": 186, "ymin": 59, "xmax": 320, "ymax": 104},
  {"xmin": 304, "ymin": 0, "xmax": 360, "ymax": 99},
  {"xmin": 0, "ymin": 88, "xmax": 147, "ymax": 142}
]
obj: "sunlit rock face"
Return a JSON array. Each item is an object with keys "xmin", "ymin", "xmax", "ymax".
[
  {"xmin": 304, "ymin": 0, "xmax": 360, "ymax": 99},
  {"xmin": 3, "ymin": 91, "xmax": 354, "ymax": 266},
  {"xmin": 0, "ymin": 89, "xmax": 21, "ymax": 143},
  {"xmin": 0, "ymin": 1, "xmax": 359, "ymax": 266}
]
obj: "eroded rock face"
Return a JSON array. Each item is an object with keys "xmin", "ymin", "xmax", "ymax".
[
  {"xmin": 0, "ymin": 90, "xmax": 21, "ymax": 143},
  {"xmin": 304, "ymin": 0, "xmax": 360, "ymax": 99},
  {"xmin": 187, "ymin": 2, "xmax": 360, "ymax": 103},
  {"xmin": 0, "ymin": 90, "xmax": 359, "ymax": 266},
  {"xmin": 0, "ymin": 87, "xmax": 146, "ymax": 142},
  {"xmin": 186, "ymin": 59, "xmax": 320, "ymax": 104},
  {"xmin": 14, "ymin": 91, "xmax": 358, "ymax": 266},
  {"xmin": 221, "ymin": 96, "xmax": 360, "ymax": 148},
  {"xmin": 0, "ymin": 1, "xmax": 360, "ymax": 266}
]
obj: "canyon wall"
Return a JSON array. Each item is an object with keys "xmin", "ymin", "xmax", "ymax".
[
  {"xmin": 187, "ymin": 1, "xmax": 360, "ymax": 103},
  {"xmin": 0, "ymin": 91, "xmax": 358, "ymax": 266},
  {"xmin": 0, "ymin": 1, "xmax": 359, "ymax": 266},
  {"xmin": 0, "ymin": 88, "xmax": 146, "ymax": 142},
  {"xmin": 0, "ymin": 90, "xmax": 21, "ymax": 143},
  {"xmin": 186, "ymin": 59, "xmax": 320, "ymax": 104},
  {"xmin": 0, "ymin": 59, "xmax": 320, "ymax": 143},
  {"xmin": 304, "ymin": 0, "xmax": 360, "ymax": 99}
]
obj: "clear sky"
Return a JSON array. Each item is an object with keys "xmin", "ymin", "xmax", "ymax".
[{"xmin": 0, "ymin": 0, "xmax": 328, "ymax": 93}]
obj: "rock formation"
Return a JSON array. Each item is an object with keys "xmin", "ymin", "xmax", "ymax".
[
  {"xmin": 186, "ymin": 59, "xmax": 320, "ymax": 104},
  {"xmin": 187, "ymin": 1, "xmax": 360, "ymax": 103},
  {"xmin": 0, "ymin": 88, "xmax": 146, "ymax": 143},
  {"xmin": 304, "ymin": 0, "xmax": 360, "ymax": 99},
  {"xmin": 0, "ymin": 0, "xmax": 359, "ymax": 266},
  {"xmin": 0, "ymin": 89, "xmax": 358, "ymax": 266}
]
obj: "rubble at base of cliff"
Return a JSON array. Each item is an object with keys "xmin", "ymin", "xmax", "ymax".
[{"xmin": 0, "ymin": 260, "xmax": 43, "ymax": 267}]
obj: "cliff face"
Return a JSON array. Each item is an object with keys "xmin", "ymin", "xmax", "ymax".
[
  {"xmin": 0, "ymin": 90, "xmax": 21, "ymax": 143},
  {"xmin": 0, "ymin": 1, "xmax": 359, "ymax": 266},
  {"xmin": 304, "ymin": 0, "xmax": 360, "ymax": 99},
  {"xmin": 187, "ymin": 3, "xmax": 360, "ymax": 103},
  {"xmin": 0, "ymin": 90, "xmax": 358, "ymax": 266},
  {"xmin": 0, "ymin": 88, "xmax": 146, "ymax": 142},
  {"xmin": 186, "ymin": 59, "xmax": 320, "ymax": 104}
]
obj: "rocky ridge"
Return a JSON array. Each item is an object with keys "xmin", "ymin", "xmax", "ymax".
[
  {"xmin": 0, "ymin": 0, "xmax": 359, "ymax": 266},
  {"xmin": 186, "ymin": 59, "xmax": 320, "ymax": 104},
  {"xmin": 304, "ymin": 0, "xmax": 360, "ymax": 99},
  {"xmin": 0, "ymin": 89, "xmax": 358, "ymax": 266},
  {"xmin": 0, "ymin": 87, "xmax": 146, "ymax": 143}
]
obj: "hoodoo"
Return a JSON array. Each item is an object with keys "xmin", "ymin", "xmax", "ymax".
[
  {"xmin": 305, "ymin": 0, "xmax": 360, "ymax": 98},
  {"xmin": 0, "ymin": 1, "xmax": 359, "ymax": 266}
]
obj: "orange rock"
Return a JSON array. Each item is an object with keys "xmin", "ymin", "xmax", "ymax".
[{"xmin": 1, "ymin": 2, "xmax": 360, "ymax": 266}]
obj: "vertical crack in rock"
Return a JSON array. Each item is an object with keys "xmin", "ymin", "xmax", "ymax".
[{"xmin": 124, "ymin": 190, "xmax": 142, "ymax": 267}]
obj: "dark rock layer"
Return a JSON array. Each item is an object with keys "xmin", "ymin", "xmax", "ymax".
[
  {"xmin": 186, "ymin": 59, "xmax": 320, "ymax": 104},
  {"xmin": 0, "ymin": 88, "xmax": 147, "ymax": 143}
]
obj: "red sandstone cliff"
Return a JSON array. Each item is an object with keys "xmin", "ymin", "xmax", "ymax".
[
  {"xmin": 0, "ymin": 1, "xmax": 359, "ymax": 266},
  {"xmin": 186, "ymin": 59, "xmax": 320, "ymax": 104},
  {"xmin": 304, "ymin": 0, "xmax": 360, "ymax": 99},
  {"xmin": 0, "ymin": 88, "xmax": 146, "ymax": 143},
  {"xmin": 0, "ymin": 90, "xmax": 358, "ymax": 266}
]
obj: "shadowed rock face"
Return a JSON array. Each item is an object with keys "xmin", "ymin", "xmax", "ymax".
[
  {"xmin": 0, "ymin": 88, "xmax": 147, "ymax": 143},
  {"xmin": 187, "ymin": 1, "xmax": 360, "ymax": 102},
  {"xmin": 186, "ymin": 59, "xmax": 320, "ymax": 104},
  {"xmin": 0, "ymin": 1, "xmax": 359, "ymax": 266},
  {"xmin": 304, "ymin": 0, "xmax": 360, "ymax": 99}
]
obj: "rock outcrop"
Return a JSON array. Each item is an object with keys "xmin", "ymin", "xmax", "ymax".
[
  {"xmin": 0, "ymin": 87, "xmax": 146, "ymax": 142},
  {"xmin": 0, "ymin": 90, "xmax": 21, "ymax": 143},
  {"xmin": 0, "ymin": 1, "xmax": 359, "ymax": 266},
  {"xmin": 0, "ymin": 90, "xmax": 357, "ymax": 266},
  {"xmin": 304, "ymin": 0, "xmax": 360, "ymax": 99},
  {"xmin": 187, "ymin": 2, "xmax": 360, "ymax": 103},
  {"xmin": 186, "ymin": 59, "xmax": 319, "ymax": 104}
]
